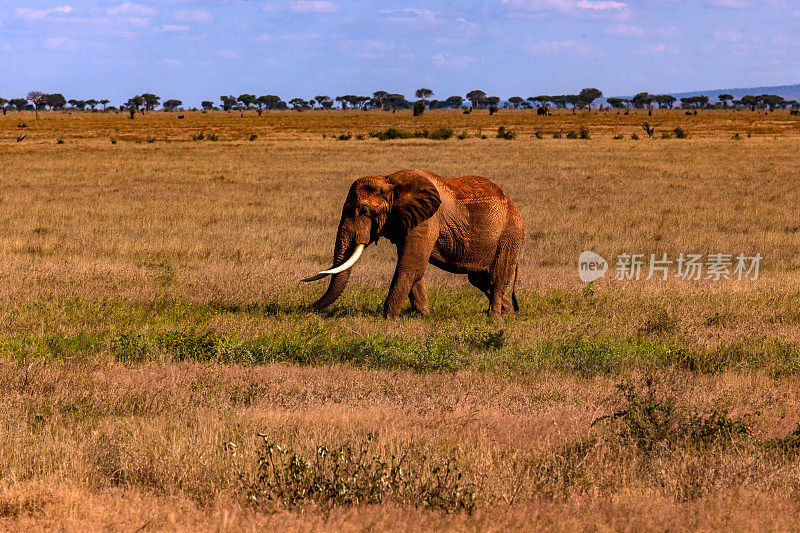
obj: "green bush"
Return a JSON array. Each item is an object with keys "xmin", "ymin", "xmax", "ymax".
[
  {"xmin": 565, "ymin": 130, "xmax": 579, "ymax": 139},
  {"xmin": 496, "ymin": 126, "xmax": 517, "ymax": 140},
  {"xmin": 579, "ymin": 126, "xmax": 590, "ymax": 139},
  {"xmin": 428, "ymin": 127, "xmax": 454, "ymax": 140},
  {"xmin": 227, "ymin": 433, "xmax": 477, "ymax": 512},
  {"xmin": 673, "ymin": 126, "xmax": 688, "ymax": 139}
]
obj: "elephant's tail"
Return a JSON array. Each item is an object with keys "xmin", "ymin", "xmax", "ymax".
[{"xmin": 511, "ymin": 264, "xmax": 520, "ymax": 312}]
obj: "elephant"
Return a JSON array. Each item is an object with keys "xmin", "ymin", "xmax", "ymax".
[{"xmin": 302, "ymin": 169, "xmax": 524, "ymax": 317}]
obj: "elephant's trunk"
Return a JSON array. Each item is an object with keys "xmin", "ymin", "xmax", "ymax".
[{"xmin": 310, "ymin": 221, "xmax": 355, "ymax": 310}]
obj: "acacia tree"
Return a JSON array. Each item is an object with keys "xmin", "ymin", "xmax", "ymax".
[
  {"xmin": 140, "ymin": 93, "xmax": 160, "ymax": 111},
  {"xmin": 444, "ymin": 95, "xmax": 464, "ymax": 109},
  {"xmin": 27, "ymin": 91, "xmax": 47, "ymax": 118},
  {"xmin": 578, "ymin": 88, "xmax": 603, "ymax": 110},
  {"xmin": 718, "ymin": 94, "xmax": 733, "ymax": 109},
  {"xmin": 126, "ymin": 95, "xmax": 145, "ymax": 118},
  {"xmin": 237, "ymin": 94, "xmax": 257, "ymax": 110},
  {"xmin": 68, "ymin": 99, "xmax": 86, "ymax": 110},
  {"xmin": 99, "ymin": 99, "xmax": 110, "ymax": 111},
  {"xmin": 163, "ymin": 99, "xmax": 182, "ymax": 111},
  {"xmin": 466, "ymin": 89, "xmax": 487, "ymax": 109},
  {"xmin": 220, "ymin": 95, "xmax": 237, "ymax": 111},
  {"xmin": 10, "ymin": 98, "xmax": 28, "ymax": 111},
  {"xmin": 314, "ymin": 95, "xmax": 333, "ymax": 109},
  {"xmin": 201, "ymin": 101, "xmax": 214, "ymax": 110},
  {"xmin": 653, "ymin": 94, "xmax": 676, "ymax": 109},
  {"xmin": 415, "ymin": 88, "xmax": 433, "ymax": 106}
]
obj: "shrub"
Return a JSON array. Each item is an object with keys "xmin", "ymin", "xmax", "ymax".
[
  {"xmin": 146, "ymin": 136, "xmax": 156, "ymax": 143},
  {"xmin": 673, "ymin": 126, "xmax": 688, "ymax": 139},
  {"xmin": 428, "ymin": 127, "xmax": 454, "ymax": 140},
  {"xmin": 612, "ymin": 134, "xmax": 624, "ymax": 140},
  {"xmin": 638, "ymin": 309, "xmax": 677, "ymax": 335},
  {"xmin": 565, "ymin": 130, "xmax": 579, "ymax": 139},
  {"xmin": 413, "ymin": 101, "xmax": 425, "ymax": 116},
  {"xmin": 248, "ymin": 134, "xmax": 258, "ymax": 141},
  {"xmin": 631, "ymin": 132, "xmax": 640, "ymax": 140},
  {"xmin": 552, "ymin": 131, "xmax": 563, "ymax": 139},
  {"xmin": 661, "ymin": 132, "xmax": 673, "ymax": 139},
  {"xmin": 534, "ymin": 131, "xmax": 544, "ymax": 139},
  {"xmin": 355, "ymin": 134, "xmax": 365, "ymax": 140},
  {"xmin": 56, "ymin": 139, "xmax": 65, "ymax": 144},
  {"xmin": 457, "ymin": 131, "xmax": 469, "ymax": 140},
  {"xmin": 496, "ymin": 126, "xmax": 517, "ymax": 140},
  {"xmin": 227, "ymin": 433, "xmax": 478, "ymax": 513},
  {"xmin": 579, "ymin": 126, "xmax": 590, "ymax": 139},
  {"xmin": 191, "ymin": 132, "xmax": 205, "ymax": 141},
  {"xmin": 110, "ymin": 138, "xmax": 117, "ymax": 144},
  {"xmin": 593, "ymin": 380, "xmax": 752, "ymax": 451},
  {"xmin": 336, "ymin": 133, "xmax": 352, "ymax": 141},
  {"xmin": 731, "ymin": 133, "xmax": 742, "ymax": 140}
]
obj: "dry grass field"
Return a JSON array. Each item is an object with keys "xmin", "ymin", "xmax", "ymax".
[{"xmin": 2, "ymin": 108, "xmax": 800, "ymax": 531}]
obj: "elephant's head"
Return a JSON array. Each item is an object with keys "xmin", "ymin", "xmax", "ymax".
[{"xmin": 302, "ymin": 171, "xmax": 442, "ymax": 309}]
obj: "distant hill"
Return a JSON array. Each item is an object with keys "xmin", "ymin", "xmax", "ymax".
[
  {"xmin": 609, "ymin": 84, "xmax": 800, "ymax": 103},
  {"xmin": 669, "ymin": 84, "xmax": 800, "ymax": 103}
]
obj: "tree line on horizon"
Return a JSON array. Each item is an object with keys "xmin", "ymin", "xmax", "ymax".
[{"xmin": 3, "ymin": 88, "xmax": 798, "ymax": 117}]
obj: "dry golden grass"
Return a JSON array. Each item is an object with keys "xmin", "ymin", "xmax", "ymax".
[{"xmin": 2, "ymin": 109, "xmax": 800, "ymax": 530}]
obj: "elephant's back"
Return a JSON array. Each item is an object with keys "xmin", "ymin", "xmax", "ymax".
[{"xmin": 446, "ymin": 175, "xmax": 509, "ymax": 203}]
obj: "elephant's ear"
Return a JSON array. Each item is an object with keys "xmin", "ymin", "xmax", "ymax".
[{"xmin": 387, "ymin": 172, "xmax": 442, "ymax": 232}]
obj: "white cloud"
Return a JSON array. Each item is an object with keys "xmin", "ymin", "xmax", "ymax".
[
  {"xmin": 175, "ymin": 9, "xmax": 212, "ymax": 23},
  {"xmin": 43, "ymin": 36, "xmax": 74, "ymax": 49},
  {"xmin": 431, "ymin": 52, "xmax": 474, "ymax": 68},
  {"xmin": 501, "ymin": 0, "xmax": 574, "ymax": 13},
  {"xmin": 257, "ymin": 32, "xmax": 322, "ymax": 42},
  {"xmin": 608, "ymin": 23, "xmax": 643, "ymax": 36},
  {"xmin": 658, "ymin": 26, "xmax": 683, "ymax": 39},
  {"xmin": 577, "ymin": 0, "xmax": 626, "ymax": 10},
  {"xmin": 16, "ymin": 6, "xmax": 73, "ymax": 22},
  {"xmin": 400, "ymin": 8, "xmax": 437, "ymax": 21},
  {"xmin": 640, "ymin": 42, "xmax": 680, "ymax": 55},
  {"xmin": 290, "ymin": 1, "xmax": 337, "ymax": 13},
  {"xmin": 107, "ymin": 2, "xmax": 155, "ymax": 17},
  {"xmin": 217, "ymin": 50, "xmax": 238, "ymax": 59},
  {"xmin": 527, "ymin": 40, "xmax": 596, "ymax": 55},
  {"xmin": 160, "ymin": 24, "xmax": 189, "ymax": 32},
  {"xmin": 709, "ymin": 0, "xmax": 749, "ymax": 6},
  {"xmin": 713, "ymin": 30, "xmax": 743, "ymax": 42}
]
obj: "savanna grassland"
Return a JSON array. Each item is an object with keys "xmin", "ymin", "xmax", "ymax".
[{"xmin": 2, "ymin": 108, "xmax": 800, "ymax": 531}]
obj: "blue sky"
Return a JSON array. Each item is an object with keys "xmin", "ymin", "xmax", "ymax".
[{"xmin": 1, "ymin": 0, "xmax": 798, "ymax": 106}]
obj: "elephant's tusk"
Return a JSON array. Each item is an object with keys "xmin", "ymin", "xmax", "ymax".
[
  {"xmin": 320, "ymin": 244, "xmax": 365, "ymax": 275},
  {"xmin": 300, "ymin": 244, "xmax": 365, "ymax": 282},
  {"xmin": 300, "ymin": 272, "xmax": 329, "ymax": 282}
]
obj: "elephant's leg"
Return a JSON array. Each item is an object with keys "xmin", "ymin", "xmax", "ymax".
[
  {"xmin": 489, "ymin": 240, "xmax": 520, "ymax": 316},
  {"xmin": 468, "ymin": 272, "xmax": 513, "ymax": 313},
  {"xmin": 384, "ymin": 227, "xmax": 436, "ymax": 318},
  {"xmin": 408, "ymin": 277, "xmax": 429, "ymax": 315}
]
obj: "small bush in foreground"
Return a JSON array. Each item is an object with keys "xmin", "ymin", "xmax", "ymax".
[
  {"xmin": 496, "ymin": 126, "xmax": 517, "ymax": 140},
  {"xmin": 227, "ymin": 433, "xmax": 477, "ymax": 513},
  {"xmin": 673, "ymin": 126, "xmax": 689, "ymax": 138},
  {"xmin": 593, "ymin": 380, "xmax": 751, "ymax": 451}
]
